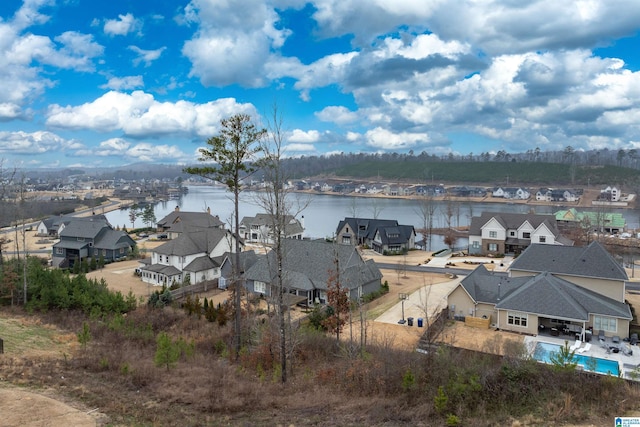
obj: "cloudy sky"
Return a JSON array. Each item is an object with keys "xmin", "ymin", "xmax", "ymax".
[{"xmin": 1, "ymin": 0, "xmax": 640, "ymax": 168}]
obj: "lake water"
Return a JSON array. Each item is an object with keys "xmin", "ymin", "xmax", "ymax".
[{"xmin": 104, "ymin": 186, "xmax": 638, "ymax": 252}]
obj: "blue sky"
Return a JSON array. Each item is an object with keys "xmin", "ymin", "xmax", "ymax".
[{"xmin": 1, "ymin": 0, "xmax": 640, "ymax": 168}]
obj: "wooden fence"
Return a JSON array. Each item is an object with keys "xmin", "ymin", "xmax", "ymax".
[{"xmin": 170, "ymin": 279, "xmax": 218, "ymax": 300}]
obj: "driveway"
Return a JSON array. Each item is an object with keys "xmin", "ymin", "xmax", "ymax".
[{"xmin": 375, "ymin": 276, "xmax": 462, "ymax": 325}]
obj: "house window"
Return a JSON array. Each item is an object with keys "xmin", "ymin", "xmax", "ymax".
[
  {"xmin": 539, "ymin": 236, "xmax": 546, "ymax": 243},
  {"xmin": 77, "ymin": 237, "xmax": 85, "ymax": 242},
  {"xmin": 488, "ymin": 243, "xmax": 498, "ymax": 252},
  {"xmin": 489, "ymin": 231, "xmax": 497, "ymax": 238},
  {"xmin": 523, "ymin": 232, "xmax": 531, "ymax": 239},
  {"xmin": 507, "ymin": 312, "xmax": 528, "ymax": 328},
  {"xmin": 342, "ymin": 236, "xmax": 351, "ymax": 244},
  {"xmin": 56, "ymin": 247, "xmax": 64, "ymax": 255},
  {"xmin": 103, "ymin": 249, "xmax": 107, "ymax": 256},
  {"xmin": 509, "ymin": 231, "xmax": 515, "ymax": 237},
  {"xmin": 593, "ymin": 316, "xmax": 617, "ymax": 333},
  {"xmin": 254, "ymin": 281, "xmax": 266, "ymax": 294},
  {"xmin": 472, "ymin": 241, "xmax": 480, "ymax": 249},
  {"xmin": 119, "ymin": 247, "xmax": 124, "ymax": 254}
]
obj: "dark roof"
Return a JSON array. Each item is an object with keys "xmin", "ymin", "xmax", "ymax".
[
  {"xmin": 154, "ymin": 228, "xmax": 231, "ymax": 256},
  {"xmin": 375, "ymin": 225, "xmax": 415, "ymax": 245},
  {"xmin": 218, "ymin": 250, "xmax": 260, "ymax": 274},
  {"xmin": 496, "ymin": 272, "xmax": 632, "ymax": 321},
  {"xmin": 336, "ymin": 217, "xmax": 400, "ymax": 241},
  {"xmin": 157, "ymin": 210, "xmax": 224, "ymax": 233},
  {"xmin": 509, "ymin": 241, "xmax": 628, "ymax": 281},
  {"xmin": 245, "ymin": 239, "xmax": 382, "ymax": 292}
]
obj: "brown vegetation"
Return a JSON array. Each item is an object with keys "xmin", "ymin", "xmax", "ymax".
[{"xmin": 1, "ymin": 303, "xmax": 640, "ymax": 426}]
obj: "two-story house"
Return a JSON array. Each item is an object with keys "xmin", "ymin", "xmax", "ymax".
[
  {"xmin": 468, "ymin": 212, "xmax": 572, "ymax": 256},
  {"xmin": 335, "ymin": 217, "xmax": 415, "ymax": 253},
  {"xmin": 156, "ymin": 207, "xmax": 224, "ymax": 239},
  {"xmin": 139, "ymin": 227, "xmax": 241, "ymax": 287},
  {"xmin": 52, "ymin": 217, "xmax": 136, "ymax": 268},
  {"xmin": 238, "ymin": 213, "xmax": 304, "ymax": 245}
]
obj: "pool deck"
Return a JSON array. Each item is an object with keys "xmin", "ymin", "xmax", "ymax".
[{"xmin": 524, "ymin": 335, "xmax": 640, "ymax": 379}]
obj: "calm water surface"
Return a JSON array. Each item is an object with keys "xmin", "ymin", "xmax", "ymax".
[{"xmin": 104, "ymin": 186, "xmax": 638, "ymax": 252}]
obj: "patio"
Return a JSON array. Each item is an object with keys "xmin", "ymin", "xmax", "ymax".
[{"xmin": 524, "ymin": 334, "xmax": 640, "ymax": 379}]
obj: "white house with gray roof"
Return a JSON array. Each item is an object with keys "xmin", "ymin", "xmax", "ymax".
[
  {"xmin": 243, "ymin": 239, "xmax": 382, "ymax": 306},
  {"xmin": 448, "ymin": 241, "xmax": 632, "ymax": 341},
  {"xmin": 238, "ymin": 213, "xmax": 304, "ymax": 245},
  {"xmin": 156, "ymin": 207, "xmax": 224, "ymax": 239},
  {"xmin": 468, "ymin": 212, "xmax": 573, "ymax": 256},
  {"xmin": 140, "ymin": 227, "xmax": 240, "ymax": 287}
]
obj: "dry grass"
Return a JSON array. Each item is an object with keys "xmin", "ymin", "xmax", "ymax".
[{"xmin": 2, "ymin": 305, "xmax": 640, "ymax": 426}]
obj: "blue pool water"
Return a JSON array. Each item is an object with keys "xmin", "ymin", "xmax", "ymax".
[{"xmin": 533, "ymin": 342, "xmax": 619, "ymax": 376}]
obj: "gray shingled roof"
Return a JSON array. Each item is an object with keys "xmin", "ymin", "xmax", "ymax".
[
  {"xmin": 142, "ymin": 264, "xmax": 182, "ymax": 276},
  {"xmin": 245, "ymin": 239, "xmax": 382, "ymax": 291},
  {"xmin": 458, "ymin": 264, "xmax": 529, "ymax": 304},
  {"xmin": 509, "ymin": 241, "xmax": 628, "ymax": 281},
  {"xmin": 157, "ymin": 211, "xmax": 224, "ymax": 232},
  {"xmin": 468, "ymin": 212, "xmax": 561, "ymax": 237},
  {"xmin": 336, "ymin": 217, "xmax": 399, "ymax": 240},
  {"xmin": 496, "ymin": 272, "xmax": 632, "ymax": 320},
  {"xmin": 59, "ymin": 217, "xmax": 110, "ymax": 239},
  {"xmin": 239, "ymin": 213, "xmax": 305, "ymax": 237},
  {"xmin": 154, "ymin": 228, "xmax": 231, "ymax": 256},
  {"xmin": 184, "ymin": 255, "xmax": 218, "ymax": 272},
  {"xmin": 217, "ymin": 250, "xmax": 260, "ymax": 274},
  {"xmin": 94, "ymin": 230, "xmax": 135, "ymax": 249},
  {"xmin": 376, "ymin": 225, "xmax": 415, "ymax": 245}
]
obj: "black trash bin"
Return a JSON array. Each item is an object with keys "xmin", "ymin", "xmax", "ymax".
[
  {"xmin": 417, "ymin": 318, "xmax": 423, "ymax": 327},
  {"xmin": 407, "ymin": 317, "xmax": 414, "ymax": 327}
]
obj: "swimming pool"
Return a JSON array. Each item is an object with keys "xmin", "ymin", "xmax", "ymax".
[{"xmin": 533, "ymin": 342, "xmax": 620, "ymax": 376}]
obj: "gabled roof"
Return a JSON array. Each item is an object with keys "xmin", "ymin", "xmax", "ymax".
[
  {"xmin": 156, "ymin": 211, "xmax": 224, "ymax": 232},
  {"xmin": 184, "ymin": 255, "xmax": 218, "ymax": 272},
  {"xmin": 336, "ymin": 217, "xmax": 400, "ymax": 240},
  {"xmin": 59, "ymin": 217, "xmax": 110, "ymax": 239},
  {"xmin": 239, "ymin": 213, "xmax": 304, "ymax": 236},
  {"xmin": 458, "ymin": 264, "xmax": 529, "ymax": 304},
  {"xmin": 509, "ymin": 241, "xmax": 628, "ymax": 281},
  {"xmin": 496, "ymin": 272, "xmax": 632, "ymax": 321},
  {"xmin": 375, "ymin": 225, "xmax": 415, "ymax": 245},
  {"xmin": 218, "ymin": 250, "xmax": 260, "ymax": 274},
  {"xmin": 142, "ymin": 264, "xmax": 182, "ymax": 276},
  {"xmin": 153, "ymin": 228, "xmax": 232, "ymax": 256},
  {"xmin": 94, "ymin": 230, "xmax": 136, "ymax": 249},
  {"xmin": 245, "ymin": 239, "xmax": 382, "ymax": 292},
  {"xmin": 469, "ymin": 212, "xmax": 561, "ymax": 236}
]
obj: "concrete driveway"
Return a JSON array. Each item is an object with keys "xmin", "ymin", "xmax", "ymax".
[{"xmin": 375, "ymin": 276, "xmax": 462, "ymax": 325}]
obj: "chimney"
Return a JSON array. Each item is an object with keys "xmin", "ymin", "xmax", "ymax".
[
  {"xmin": 207, "ymin": 206, "xmax": 211, "ymax": 215},
  {"xmin": 301, "ymin": 215, "xmax": 305, "ymax": 230},
  {"xmin": 175, "ymin": 206, "xmax": 180, "ymax": 212}
]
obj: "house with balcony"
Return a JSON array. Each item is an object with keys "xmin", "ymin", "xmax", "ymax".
[
  {"xmin": 468, "ymin": 212, "xmax": 572, "ymax": 256},
  {"xmin": 239, "ymin": 213, "xmax": 304, "ymax": 245},
  {"xmin": 52, "ymin": 217, "xmax": 136, "ymax": 268}
]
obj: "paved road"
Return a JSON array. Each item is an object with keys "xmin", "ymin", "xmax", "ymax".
[{"xmin": 374, "ymin": 262, "xmax": 508, "ymax": 278}]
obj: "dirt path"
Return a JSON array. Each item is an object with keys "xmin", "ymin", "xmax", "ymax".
[{"xmin": 0, "ymin": 388, "xmax": 103, "ymax": 427}]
